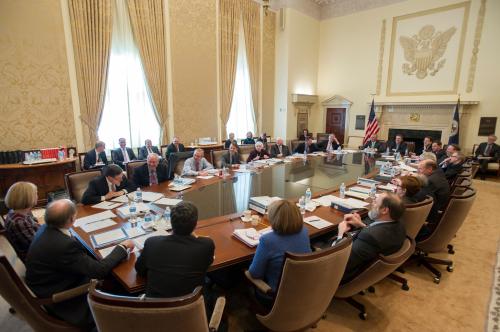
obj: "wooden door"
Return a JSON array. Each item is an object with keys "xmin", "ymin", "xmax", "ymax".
[{"xmin": 326, "ymin": 108, "xmax": 346, "ymax": 144}]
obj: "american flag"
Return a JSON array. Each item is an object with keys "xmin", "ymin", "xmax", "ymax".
[{"xmin": 363, "ymin": 99, "xmax": 380, "ymax": 145}]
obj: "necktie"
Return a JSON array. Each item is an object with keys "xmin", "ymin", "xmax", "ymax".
[
  {"xmin": 123, "ymin": 148, "xmax": 129, "ymax": 162},
  {"xmin": 149, "ymin": 168, "xmax": 158, "ymax": 185},
  {"xmin": 97, "ymin": 151, "xmax": 101, "ymax": 162},
  {"xmin": 147, "ymin": 147, "xmax": 152, "ymax": 154},
  {"xmin": 108, "ymin": 182, "xmax": 116, "ymax": 193},
  {"xmin": 484, "ymin": 144, "xmax": 491, "ymax": 156}
]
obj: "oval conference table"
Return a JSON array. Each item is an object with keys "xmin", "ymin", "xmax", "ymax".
[{"xmin": 72, "ymin": 152, "xmax": 381, "ymax": 293}]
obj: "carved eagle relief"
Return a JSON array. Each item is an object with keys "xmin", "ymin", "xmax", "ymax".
[{"xmin": 399, "ymin": 25, "xmax": 456, "ymax": 79}]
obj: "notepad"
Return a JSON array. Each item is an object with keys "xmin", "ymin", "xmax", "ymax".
[
  {"xmin": 124, "ymin": 227, "xmax": 146, "ymax": 239},
  {"xmin": 296, "ymin": 201, "xmax": 318, "ymax": 212},
  {"xmin": 92, "ymin": 201, "xmax": 123, "ymax": 210},
  {"xmin": 232, "ymin": 227, "xmax": 272, "ymax": 247},
  {"xmin": 98, "ymin": 245, "xmax": 138, "ymax": 258},
  {"xmin": 197, "ymin": 175, "xmax": 215, "ymax": 180},
  {"xmin": 75, "ymin": 210, "xmax": 117, "ymax": 228},
  {"xmin": 155, "ymin": 198, "xmax": 183, "ymax": 206},
  {"xmin": 303, "ymin": 216, "xmax": 333, "ymax": 229},
  {"xmin": 134, "ymin": 230, "xmax": 169, "ymax": 250},
  {"xmin": 91, "ymin": 228, "xmax": 128, "ymax": 248},
  {"xmin": 169, "ymin": 185, "xmax": 192, "ymax": 192},
  {"xmin": 81, "ymin": 219, "xmax": 116, "ymax": 233}
]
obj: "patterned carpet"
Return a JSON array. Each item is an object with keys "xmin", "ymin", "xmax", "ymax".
[{"xmin": 487, "ymin": 243, "xmax": 500, "ymax": 332}]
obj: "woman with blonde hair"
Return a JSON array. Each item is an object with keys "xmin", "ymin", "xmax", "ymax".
[
  {"xmin": 248, "ymin": 200, "xmax": 311, "ymax": 303},
  {"xmin": 4, "ymin": 182, "xmax": 40, "ymax": 260}
]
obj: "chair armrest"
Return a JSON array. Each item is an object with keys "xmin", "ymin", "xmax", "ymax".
[
  {"xmin": 244, "ymin": 270, "xmax": 272, "ymax": 295},
  {"xmin": 208, "ymin": 296, "xmax": 226, "ymax": 332},
  {"xmin": 51, "ymin": 283, "xmax": 90, "ymax": 304}
]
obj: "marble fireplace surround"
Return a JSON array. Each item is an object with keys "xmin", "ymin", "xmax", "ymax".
[{"xmin": 373, "ymin": 100, "xmax": 479, "ymax": 143}]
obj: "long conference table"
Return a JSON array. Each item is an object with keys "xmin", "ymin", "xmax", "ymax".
[{"xmin": 73, "ymin": 152, "xmax": 379, "ymax": 293}]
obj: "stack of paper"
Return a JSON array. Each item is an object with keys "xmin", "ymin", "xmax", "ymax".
[
  {"xmin": 92, "ymin": 201, "xmax": 123, "ymax": 210},
  {"xmin": 116, "ymin": 202, "xmax": 150, "ymax": 218},
  {"xmin": 91, "ymin": 228, "xmax": 128, "ymax": 248},
  {"xmin": 124, "ymin": 227, "xmax": 146, "ymax": 239},
  {"xmin": 197, "ymin": 175, "xmax": 215, "ymax": 180},
  {"xmin": 344, "ymin": 190, "xmax": 369, "ymax": 200},
  {"xmin": 249, "ymin": 196, "xmax": 282, "ymax": 214},
  {"xmin": 75, "ymin": 210, "xmax": 116, "ymax": 228},
  {"xmin": 378, "ymin": 183, "xmax": 397, "ymax": 192},
  {"xmin": 134, "ymin": 230, "xmax": 169, "ymax": 250},
  {"xmin": 169, "ymin": 185, "xmax": 192, "ymax": 192},
  {"xmin": 232, "ymin": 227, "xmax": 272, "ymax": 247},
  {"xmin": 348, "ymin": 186, "xmax": 372, "ymax": 195},
  {"xmin": 155, "ymin": 198, "xmax": 182, "ymax": 206},
  {"xmin": 312, "ymin": 195, "xmax": 337, "ymax": 207},
  {"xmin": 329, "ymin": 196, "xmax": 370, "ymax": 209},
  {"xmin": 303, "ymin": 216, "xmax": 333, "ymax": 229},
  {"xmin": 296, "ymin": 201, "xmax": 318, "ymax": 212},
  {"xmin": 81, "ymin": 219, "xmax": 116, "ymax": 233}
]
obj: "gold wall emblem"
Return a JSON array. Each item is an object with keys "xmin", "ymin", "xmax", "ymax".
[
  {"xmin": 400, "ymin": 25, "xmax": 456, "ymax": 79},
  {"xmin": 410, "ymin": 113, "xmax": 420, "ymax": 122}
]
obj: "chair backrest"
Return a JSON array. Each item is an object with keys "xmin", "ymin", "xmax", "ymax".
[
  {"xmin": 401, "ymin": 197, "xmax": 434, "ymax": 239},
  {"xmin": 160, "ymin": 145, "xmax": 168, "ymax": 158},
  {"xmin": 0, "ymin": 233, "xmax": 79, "ymax": 332},
  {"xmin": 316, "ymin": 133, "xmax": 329, "ymax": 142},
  {"xmin": 77, "ymin": 152, "xmax": 86, "ymax": 171},
  {"xmin": 211, "ymin": 149, "xmax": 227, "ymax": 169},
  {"xmin": 406, "ymin": 141, "xmax": 415, "ymax": 153},
  {"xmin": 65, "ymin": 170, "xmax": 102, "ymax": 203},
  {"xmin": 167, "ymin": 151, "xmax": 194, "ymax": 178},
  {"xmin": 257, "ymin": 237, "xmax": 352, "ymax": 331},
  {"xmin": 417, "ymin": 188, "xmax": 476, "ymax": 253},
  {"xmin": 267, "ymin": 142, "xmax": 276, "ymax": 154},
  {"xmin": 290, "ymin": 140, "xmax": 303, "ymax": 153},
  {"xmin": 239, "ymin": 145, "xmax": 255, "ymax": 163},
  {"xmin": 335, "ymin": 237, "xmax": 415, "ymax": 298},
  {"xmin": 88, "ymin": 282, "xmax": 209, "ymax": 332},
  {"xmin": 126, "ymin": 160, "xmax": 147, "ymax": 180}
]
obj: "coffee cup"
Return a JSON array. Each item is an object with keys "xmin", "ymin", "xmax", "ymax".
[
  {"xmin": 243, "ymin": 210, "xmax": 252, "ymax": 221},
  {"xmin": 251, "ymin": 215, "xmax": 260, "ymax": 226}
]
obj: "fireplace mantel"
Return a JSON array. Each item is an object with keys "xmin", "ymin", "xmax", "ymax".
[{"xmin": 367, "ymin": 100, "xmax": 479, "ymax": 106}]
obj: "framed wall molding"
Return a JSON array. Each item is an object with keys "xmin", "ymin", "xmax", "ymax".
[
  {"xmin": 386, "ymin": 2, "xmax": 470, "ymax": 96},
  {"xmin": 376, "ymin": 19, "xmax": 386, "ymax": 96},
  {"xmin": 466, "ymin": 0, "xmax": 486, "ymax": 93}
]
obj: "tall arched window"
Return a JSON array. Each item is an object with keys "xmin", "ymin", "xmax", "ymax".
[
  {"xmin": 98, "ymin": 0, "xmax": 160, "ymax": 149},
  {"xmin": 225, "ymin": 20, "xmax": 257, "ymax": 140}
]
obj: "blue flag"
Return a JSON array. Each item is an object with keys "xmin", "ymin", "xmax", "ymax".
[{"xmin": 448, "ymin": 98, "xmax": 460, "ymax": 145}]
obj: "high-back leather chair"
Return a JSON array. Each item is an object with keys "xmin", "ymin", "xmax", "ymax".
[
  {"xmin": 267, "ymin": 142, "xmax": 276, "ymax": 155},
  {"xmin": 0, "ymin": 233, "xmax": 86, "ymax": 332},
  {"xmin": 401, "ymin": 197, "xmax": 434, "ymax": 239},
  {"xmin": 77, "ymin": 153, "xmax": 87, "ymax": 171},
  {"xmin": 405, "ymin": 141, "xmax": 415, "ymax": 153},
  {"xmin": 211, "ymin": 149, "xmax": 227, "ymax": 169},
  {"xmin": 290, "ymin": 140, "xmax": 303, "ymax": 153},
  {"xmin": 335, "ymin": 237, "xmax": 415, "ymax": 319},
  {"xmin": 245, "ymin": 237, "xmax": 352, "ymax": 331},
  {"xmin": 415, "ymin": 188, "xmax": 476, "ymax": 283},
  {"xmin": 167, "ymin": 151, "xmax": 194, "ymax": 178},
  {"xmin": 239, "ymin": 145, "xmax": 255, "ymax": 163},
  {"xmin": 126, "ymin": 160, "xmax": 147, "ymax": 180},
  {"xmin": 65, "ymin": 170, "xmax": 102, "ymax": 203},
  {"xmin": 88, "ymin": 281, "xmax": 225, "ymax": 332}
]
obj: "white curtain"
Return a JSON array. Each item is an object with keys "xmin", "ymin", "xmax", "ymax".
[
  {"xmin": 226, "ymin": 19, "xmax": 256, "ymax": 140},
  {"xmin": 98, "ymin": 0, "xmax": 160, "ymax": 149},
  {"xmin": 233, "ymin": 173, "xmax": 253, "ymax": 213}
]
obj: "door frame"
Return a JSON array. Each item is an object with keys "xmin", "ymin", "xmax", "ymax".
[{"xmin": 321, "ymin": 95, "xmax": 353, "ymax": 145}]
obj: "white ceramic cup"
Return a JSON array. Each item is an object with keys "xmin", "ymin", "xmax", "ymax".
[{"xmin": 243, "ymin": 210, "xmax": 252, "ymax": 220}]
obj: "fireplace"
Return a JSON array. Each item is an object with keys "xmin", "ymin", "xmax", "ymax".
[{"xmin": 388, "ymin": 129, "xmax": 442, "ymax": 154}]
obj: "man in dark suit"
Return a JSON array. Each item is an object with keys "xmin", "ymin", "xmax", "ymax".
[
  {"xmin": 420, "ymin": 136, "xmax": 433, "ymax": 154},
  {"xmin": 333, "ymin": 193, "xmax": 406, "ymax": 283},
  {"xmin": 362, "ymin": 133, "xmax": 383, "ymax": 151},
  {"xmin": 294, "ymin": 137, "xmax": 320, "ymax": 154},
  {"xmin": 166, "ymin": 136, "xmax": 185, "ymax": 158},
  {"xmin": 475, "ymin": 134, "xmax": 499, "ymax": 180},
  {"xmin": 221, "ymin": 143, "xmax": 241, "ymax": 167},
  {"xmin": 25, "ymin": 199, "xmax": 134, "ymax": 329},
  {"xmin": 83, "ymin": 141, "xmax": 108, "ymax": 170},
  {"xmin": 113, "ymin": 138, "xmax": 137, "ymax": 170},
  {"xmin": 247, "ymin": 141, "xmax": 270, "ymax": 163},
  {"xmin": 441, "ymin": 152, "xmax": 465, "ymax": 182},
  {"xmin": 133, "ymin": 153, "xmax": 169, "ymax": 187},
  {"xmin": 414, "ymin": 159, "xmax": 450, "ymax": 223},
  {"xmin": 270, "ymin": 137, "xmax": 290, "ymax": 158},
  {"xmin": 224, "ymin": 132, "xmax": 238, "ymax": 149},
  {"xmin": 387, "ymin": 134, "xmax": 408, "ymax": 155},
  {"xmin": 138, "ymin": 139, "xmax": 161, "ymax": 160},
  {"xmin": 81, "ymin": 164, "xmax": 136, "ymax": 205},
  {"xmin": 320, "ymin": 133, "xmax": 341, "ymax": 152},
  {"xmin": 432, "ymin": 141, "xmax": 447, "ymax": 164},
  {"xmin": 298, "ymin": 129, "xmax": 310, "ymax": 141},
  {"xmin": 135, "ymin": 201, "xmax": 214, "ymax": 298}
]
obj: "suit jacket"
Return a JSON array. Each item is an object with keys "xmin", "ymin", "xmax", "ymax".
[
  {"xmin": 138, "ymin": 145, "xmax": 161, "ymax": 160},
  {"xmin": 319, "ymin": 140, "xmax": 340, "ymax": 152},
  {"xmin": 224, "ymin": 139, "xmax": 237, "ymax": 149},
  {"xmin": 475, "ymin": 142, "xmax": 500, "ymax": 161},
  {"xmin": 113, "ymin": 147, "xmax": 137, "ymax": 169},
  {"xmin": 270, "ymin": 144, "xmax": 291, "ymax": 158},
  {"xmin": 413, "ymin": 170, "xmax": 450, "ymax": 223},
  {"xmin": 387, "ymin": 141, "xmax": 408, "ymax": 154},
  {"xmin": 247, "ymin": 149, "xmax": 270, "ymax": 163},
  {"xmin": 443, "ymin": 162, "xmax": 464, "ymax": 181},
  {"xmin": 166, "ymin": 143, "xmax": 185, "ymax": 158},
  {"xmin": 83, "ymin": 149, "xmax": 108, "ymax": 170},
  {"xmin": 135, "ymin": 234, "xmax": 214, "ymax": 298},
  {"xmin": 294, "ymin": 142, "xmax": 320, "ymax": 154},
  {"xmin": 81, "ymin": 174, "xmax": 136, "ymax": 205},
  {"xmin": 362, "ymin": 140, "xmax": 383, "ymax": 151},
  {"xmin": 434, "ymin": 149, "xmax": 447, "ymax": 164},
  {"xmin": 133, "ymin": 162, "xmax": 169, "ymax": 187},
  {"xmin": 342, "ymin": 220, "xmax": 406, "ymax": 283},
  {"xmin": 221, "ymin": 151, "xmax": 241, "ymax": 167},
  {"xmin": 418, "ymin": 144, "xmax": 433, "ymax": 155},
  {"xmin": 242, "ymin": 138, "xmax": 255, "ymax": 145},
  {"xmin": 25, "ymin": 225, "xmax": 127, "ymax": 328}
]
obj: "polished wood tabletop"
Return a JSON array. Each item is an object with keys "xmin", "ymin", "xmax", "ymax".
[{"xmin": 72, "ymin": 154, "xmax": 378, "ymax": 293}]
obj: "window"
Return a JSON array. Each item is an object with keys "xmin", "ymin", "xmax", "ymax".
[
  {"xmin": 225, "ymin": 20, "xmax": 257, "ymax": 140},
  {"xmin": 98, "ymin": 0, "xmax": 160, "ymax": 150}
]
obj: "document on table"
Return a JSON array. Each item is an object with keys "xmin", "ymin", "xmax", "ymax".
[
  {"xmin": 303, "ymin": 216, "xmax": 333, "ymax": 229},
  {"xmin": 91, "ymin": 228, "xmax": 128, "ymax": 248},
  {"xmin": 98, "ymin": 245, "xmax": 138, "ymax": 258},
  {"xmin": 116, "ymin": 202, "xmax": 150, "ymax": 217},
  {"xmin": 123, "ymin": 227, "xmax": 146, "ymax": 239},
  {"xmin": 327, "ymin": 196, "xmax": 369, "ymax": 209},
  {"xmin": 111, "ymin": 191, "xmax": 163, "ymax": 203},
  {"xmin": 134, "ymin": 230, "xmax": 169, "ymax": 250},
  {"xmin": 111, "ymin": 195, "xmax": 130, "ymax": 203},
  {"xmin": 378, "ymin": 183, "xmax": 397, "ymax": 192},
  {"xmin": 91, "ymin": 201, "xmax": 123, "ymax": 210},
  {"xmin": 349, "ymin": 186, "xmax": 371, "ymax": 195},
  {"xmin": 169, "ymin": 185, "xmax": 192, "ymax": 192},
  {"xmin": 75, "ymin": 210, "xmax": 117, "ymax": 228},
  {"xmin": 345, "ymin": 190, "xmax": 369, "ymax": 200},
  {"xmin": 197, "ymin": 175, "xmax": 215, "ymax": 180},
  {"xmin": 81, "ymin": 219, "xmax": 116, "ymax": 233},
  {"xmin": 312, "ymin": 195, "xmax": 337, "ymax": 207},
  {"xmin": 155, "ymin": 197, "xmax": 183, "ymax": 206}
]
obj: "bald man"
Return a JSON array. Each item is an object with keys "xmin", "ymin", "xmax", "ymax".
[
  {"xmin": 270, "ymin": 137, "xmax": 290, "ymax": 158},
  {"xmin": 25, "ymin": 199, "xmax": 134, "ymax": 329},
  {"xmin": 133, "ymin": 153, "xmax": 169, "ymax": 187}
]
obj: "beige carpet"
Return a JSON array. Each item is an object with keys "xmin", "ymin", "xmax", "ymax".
[{"xmin": 1, "ymin": 180, "xmax": 499, "ymax": 332}]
